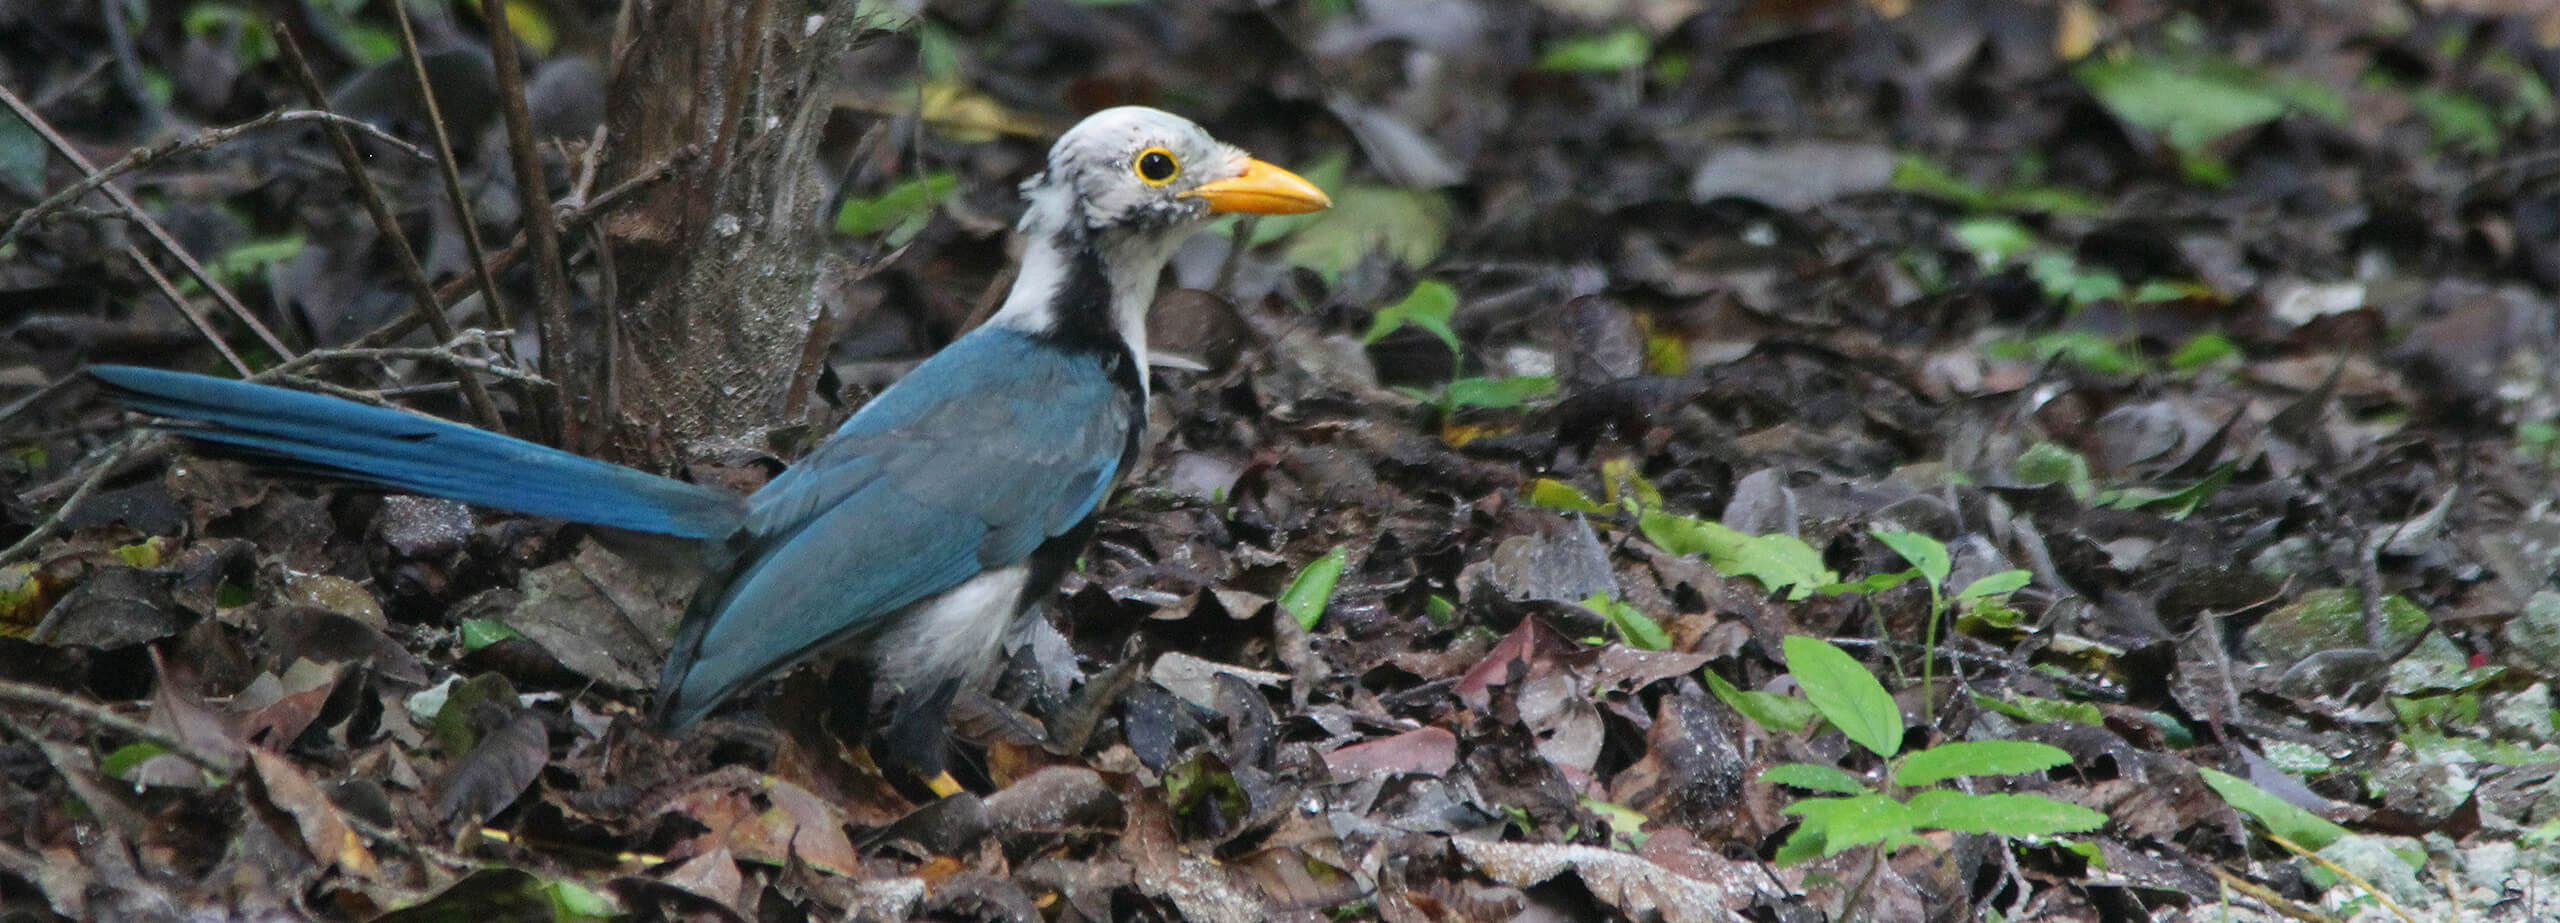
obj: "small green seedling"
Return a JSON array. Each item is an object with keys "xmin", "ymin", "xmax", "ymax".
[
  {"xmin": 1755, "ymin": 636, "xmax": 2105, "ymax": 869},
  {"xmin": 1279, "ymin": 545, "xmax": 1349, "ymax": 630}
]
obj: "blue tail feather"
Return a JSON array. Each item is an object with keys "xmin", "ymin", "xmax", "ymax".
[{"xmin": 90, "ymin": 365, "xmax": 746, "ymax": 539}]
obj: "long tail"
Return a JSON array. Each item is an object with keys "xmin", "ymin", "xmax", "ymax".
[{"xmin": 90, "ymin": 365, "xmax": 747, "ymax": 539}]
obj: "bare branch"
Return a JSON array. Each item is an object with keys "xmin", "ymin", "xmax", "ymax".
[
  {"xmin": 272, "ymin": 25, "xmax": 508, "ymax": 436},
  {"xmin": 0, "ymin": 433, "xmax": 139, "ymax": 566},
  {"xmin": 346, "ymin": 145, "xmax": 699, "ymax": 351},
  {"xmin": 1, "ymin": 109, "xmax": 430, "ymax": 248},
  {"xmin": 0, "ymin": 83, "xmax": 296, "ymax": 361},
  {"xmin": 483, "ymin": 0, "xmax": 578, "ymax": 448},
  {"xmin": 392, "ymin": 0, "xmax": 513, "ymax": 333}
]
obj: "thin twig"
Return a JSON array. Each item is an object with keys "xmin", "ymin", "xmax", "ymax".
[
  {"xmin": 0, "ymin": 677, "xmax": 471, "ymax": 871},
  {"xmin": 344, "ymin": 146, "xmax": 698, "ymax": 350},
  {"xmin": 277, "ymin": 344, "xmax": 556, "ymax": 390},
  {"xmin": 0, "ymin": 83, "xmax": 295, "ymax": 361},
  {"xmin": 1825, "ymin": 636, "xmax": 2121, "ymax": 701},
  {"xmin": 1836, "ymin": 846, "xmax": 1885, "ymax": 923},
  {"xmin": 0, "ymin": 374, "xmax": 77, "ymax": 429},
  {"xmin": 482, "ymin": 0, "xmax": 577, "ymax": 448},
  {"xmin": 2, "ymin": 110, "xmax": 429, "ymax": 248},
  {"xmin": 127, "ymin": 250, "xmax": 252, "ymax": 376},
  {"xmin": 2209, "ymin": 866, "xmax": 2337, "ymax": 923},
  {"xmin": 590, "ymin": 221, "xmax": 623, "ymax": 434},
  {"xmin": 94, "ymin": 0, "xmax": 150, "ymax": 123},
  {"xmin": 782, "ymin": 276, "xmax": 833, "ymax": 422},
  {"xmin": 272, "ymin": 25, "xmax": 508, "ymax": 436},
  {"xmin": 0, "ymin": 674, "xmax": 235, "ymax": 777},
  {"xmin": 567, "ymin": 126, "xmax": 613, "ymax": 421},
  {"xmin": 0, "ymin": 433, "xmax": 137, "ymax": 566},
  {"xmin": 390, "ymin": 0, "xmax": 511, "ymax": 333},
  {"xmin": 2263, "ymin": 832, "xmax": 2422, "ymax": 923}
]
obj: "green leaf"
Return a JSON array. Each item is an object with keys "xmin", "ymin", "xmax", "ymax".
[
  {"xmin": 1239, "ymin": 152, "xmax": 1348, "ymax": 246},
  {"xmin": 2096, "ymin": 461, "xmax": 2234, "ymax": 519},
  {"xmin": 1954, "ymin": 570, "xmax": 2032, "ymax": 601},
  {"xmin": 1579, "ymin": 796, "xmax": 1652, "ymax": 849},
  {"xmin": 1783, "ymin": 635, "xmax": 1903, "ymax": 758},
  {"xmin": 1761, "ymin": 762, "xmax": 1870, "ymax": 795},
  {"xmin": 208, "ymin": 233, "xmax": 306, "ymax": 287},
  {"xmin": 1364, "ymin": 280, "xmax": 1460, "ymax": 353},
  {"xmin": 101, "ymin": 742, "xmax": 169, "ymax": 779},
  {"xmin": 546, "ymin": 878, "xmax": 619, "ymax": 920},
  {"xmin": 915, "ymin": 20, "xmax": 960, "ymax": 80},
  {"xmin": 1703, "ymin": 670, "xmax": 1821, "ymax": 734},
  {"xmin": 1536, "ymin": 27, "xmax": 1651, "ymax": 72},
  {"xmin": 1992, "ymin": 330, "xmax": 2147, "ymax": 377},
  {"xmin": 1872, "ymin": 530, "xmax": 1949, "ymax": 590},
  {"xmin": 430, "ymin": 673, "xmax": 518, "ymax": 757},
  {"xmin": 1525, "ymin": 478, "xmax": 1607, "ymax": 514},
  {"xmin": 1905, "ymin": 790, "xmax": 2106, "ymax": 837},
  {"xmin": 1581, "ymin": 593, "xmax": 1669, "ymax": 651},
  {"xmin": 182, "ymin": 3, "xmax": 277, "ymax": 65},
  {"xmin": 0, "ymin": 105, "xmax": 45, "ymax": 198},
  {"xmin": 1896, "ymin": 741, "xmax": 2072, "ymax": 786},
  {"xmin": 1639, "ymin": 511, "xmax": 1835, "ymax": 601},
  {"xmin": 833, "ymin": 171, "xmax": 958, "ymax": 243},
  {"xmin": 1783, "ymin": 793, "xmax": 1920, "ymax": 856},
  {"xmin": 1771, "ymin": 822, "xmax": 1829, "ymax": 865},
  {"xmin": 2133, "ymin": 279, "xmax": 2211, "ymax": 304},
  {"xmin": 2011, "ymin": 442, "xmax": 2095, "ymax": 500},
  {"xmin": 1278, "ymin": 546, "xmax": 1349, "ymax": 630},
  {"xmin": 1441, "ymin": 375, "xmax": 1555, "ymax": 410},
  {"xmin": 1817, "ymin": 569, "xmax": 1918, "ymax": 597},
  {"xmin": 1276, "ymin": 185, "xmax": 1448, "ymax": 280},
  {"xmin": 1952, "ymin": 217, "xmax": 2036, "ymax": 268},
  {"xmin": 2197, "ymin": 766, "xmax": 2351, "ymax": 851},
  {"xmin": 1600, "ymin": 458, "xmax": 1662, "ymax": 513},
  {"xmin": 2028, "ymin": 253, "xmax": 2127, "ymax": 306},
  {"xmin": 2167, "ymin": 332, "xmax": 2241, "ymax": 370},
  {"xmin": 1891, "ymin": 154, "xmax": 1993, "ymax": 210},
  {"xmin": 1163, "ymin": 752, "xmax": 1248, "ymax": 827},
  {"xmin": 2411, "ymin": 86, "xmax": 2502, "ymax": 154},
  {"xmin": 459, "ymin": 618, "xmax": 522, "ymax": 652},
  {"xmin": 110, "ymin": 539, "xmax": 162, "ymax": 568},
  {"xmin": 2077, "ymin": 54, "xmax": 2306, "ymax": 157},
  {"xmin": 1892, "ymin": 154, "xmax": 2102, "ymax": 216}
]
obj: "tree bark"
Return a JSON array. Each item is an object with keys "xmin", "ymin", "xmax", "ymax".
[{"xmin": 589, "ymin": 0, "xmax": 864, "ymax": 463}]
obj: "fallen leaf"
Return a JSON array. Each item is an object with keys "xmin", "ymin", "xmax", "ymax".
[{"xmin": 250, "ymin": 748, "xmax": 378, "ymax": 879}]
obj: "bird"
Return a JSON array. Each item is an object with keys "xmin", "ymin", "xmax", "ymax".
[{"xmin": 88, "ymin": 106, "xmax": 1330, "ymax": 793}]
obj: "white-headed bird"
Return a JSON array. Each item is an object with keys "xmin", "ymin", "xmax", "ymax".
[{"xmin": 91, "ymin": 107, "xmax": 1330, "ymax": 791}]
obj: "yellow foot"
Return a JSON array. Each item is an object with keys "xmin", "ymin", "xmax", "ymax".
[{"xmin": 926, "ymin": 771, "xmax": 964, "ymax": 798}]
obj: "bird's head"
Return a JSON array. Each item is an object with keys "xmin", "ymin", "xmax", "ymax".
[
  {"xmin": 996, "ymin": 107, "xmax": 1330, "ymax": 365},
  {"xmin": 1023, "ymin": 106, "xmax": 1331, "ymax": 243}
]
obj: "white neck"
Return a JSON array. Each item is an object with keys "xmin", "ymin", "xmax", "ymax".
[{"xmin": 985, "ymin": 180, "xmax": 1180, "ymax": 401}]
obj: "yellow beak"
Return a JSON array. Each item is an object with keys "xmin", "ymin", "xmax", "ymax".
[{"xmin": 1185, "ymin": 158, "xmax": 1332, "ymax": 215}]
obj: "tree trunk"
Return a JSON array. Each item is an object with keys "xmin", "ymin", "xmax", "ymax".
[{"xmin": 588, "ymin": 0, "xmax": 864, "ymax": 463}]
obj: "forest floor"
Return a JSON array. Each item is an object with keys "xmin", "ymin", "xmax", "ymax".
[{"xmin": 4, "ymin": 0, "xmax": 2560, "ymax": 920}]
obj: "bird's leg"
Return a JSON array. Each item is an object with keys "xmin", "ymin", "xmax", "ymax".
[{"xmin": 881, "ymin": 675, "xmax": 966, "ymax": 799}]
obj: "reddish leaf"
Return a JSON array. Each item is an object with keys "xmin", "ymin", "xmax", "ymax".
[{"xmin": 1323, "ymin": 726, "xmax": 1459, "ymax": 778}]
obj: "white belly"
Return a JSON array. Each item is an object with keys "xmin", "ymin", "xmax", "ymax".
[{"xmin": 874, "ymin": 563, "xmax": 1030, "ymax": 692}]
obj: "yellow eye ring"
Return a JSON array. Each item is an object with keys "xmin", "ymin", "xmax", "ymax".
[{"xmin": 1133, "ymin": 147, "xmax": 1180, "ymax": 185}]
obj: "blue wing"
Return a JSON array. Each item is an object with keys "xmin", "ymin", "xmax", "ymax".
[
  {"xmin": 89, "ymin": 365, "xmax": 747, "ymax": 539},
  {"xmin": 653, "ymin": 327, "xmax": 1137, "ymax": 727}
]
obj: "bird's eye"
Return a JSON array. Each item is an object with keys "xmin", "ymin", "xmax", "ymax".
[{"xmin": 1133, "ymin": 147, "xmax": 1180, "ymax": 185}]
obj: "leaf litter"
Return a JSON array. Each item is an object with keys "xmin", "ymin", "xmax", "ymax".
[{"xmin": 4, "ymin": 0, "xmax": 2560, "ymax": 920}]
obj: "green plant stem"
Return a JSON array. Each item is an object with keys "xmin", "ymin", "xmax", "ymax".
[
  {"xmin": 1921, "ymin": 583, "xmax": 1943, "ymax": 726},
  {"xmin": 1837, "ymin": 846, "xmax": 1885, "ymax": 923}
]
